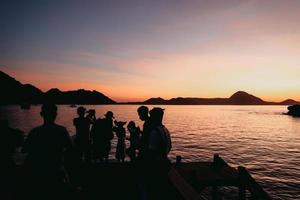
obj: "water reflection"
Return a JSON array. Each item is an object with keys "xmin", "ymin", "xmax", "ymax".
[{"xmin": 0, "ymin": 105, "xmax": 300, "ymax": 199}]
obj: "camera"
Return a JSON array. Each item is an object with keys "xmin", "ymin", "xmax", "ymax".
[{"xmin": 86, "ymin": 109, "xmax": 95, "ymax": 115}]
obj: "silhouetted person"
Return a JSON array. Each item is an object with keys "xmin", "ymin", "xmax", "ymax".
[
  {"xmin": 145, "ymin": 107, "xmax": 172, "ymax": 200},
  {"xmin": 0, "ymin": 120, "xmax": 24, "ymax": 169},
  {"xmin": 22, "ymin": 103, "xmax": 73, "ymax": 199},
  {"xmin": 126, "ymin": 121, "xmax": 140, "ymax": 162},
  {"xmin": 73, "ymin": 106, "xmax": 91, "ymax": 162},
  {"xmin": 86, "ymin": 109, "xmax": 96, "ymax": 124},
  {"xmin": 113, "ymin": 121, "xmax": 126, "ymax": 162},
  {"xmin": 148, "ymin": 107, "xmax": 171, "ymax": 163},
  {"xmin": 91, "ymin": 111, "xmax": 114, "ymax": 162},
  {"xmin": 0, "ymin": 120, "xmax": 24, "ymax": 200},
  {"xmin": 136, "ymin": 106, "xmax": 153, "ymax": 199},
  {"xmin": 102, "ymin": 111, "xmax": 114, "ymax": 161},
  {"xmin": 137, "ymin": 106, "xmax": 152, "ymax": 159},
  {"xmin": 91, "ymin": 118, "xmax": 104, "ymax": 162}
]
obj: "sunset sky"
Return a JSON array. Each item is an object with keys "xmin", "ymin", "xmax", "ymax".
[{"xmin": 1, "ymin": 0, "xmax": 300, "ymax": 102}]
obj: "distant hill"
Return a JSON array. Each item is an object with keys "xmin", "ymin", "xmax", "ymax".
[
  {"xmin": 0, "ymin": 71, "xmax": 43, "ymax": 104},
  {"xmin": 1, "ymin": 70, "xmax": 299, "ymax": 105},
  {"xmin": 0, "ymin": 70, "xmax": 115, "ymax": 105},
  {"xmin": 142, "ymin": 91, "xmax": 300, "ymax": 105},
  {"xmin": 279, "ymin": 99, "xmax": 300, "ymax": 105},
  {"xmin": 44, "ymin": 88, "xmax": 115, "ymax": 104},
  {"xmin": 228, "ymin": 91, "xmax": 265, "ymax": 105},
  {"xmin": 143, "ymin": 97, "xmax": 167, "ymax": 104}
]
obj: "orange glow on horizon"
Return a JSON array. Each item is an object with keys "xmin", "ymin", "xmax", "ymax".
[{"xmin": 2, "ymin": 66, "xmax": 299, "ymax": 103}]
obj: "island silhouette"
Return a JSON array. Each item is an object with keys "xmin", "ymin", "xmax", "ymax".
[
  {"xmin": 0, "ymin": 71, "xmax": 115, "ymax": 105},
  {"xmin": 142, "ymin": 91, "xmax": 300, "ymax": 105},
  {"xmin": 0, "ymin": 70, "xmax": 299, "ymax": 105}
]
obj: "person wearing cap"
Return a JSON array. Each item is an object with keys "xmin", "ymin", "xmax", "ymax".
[
  {"xmin": 146, "ymin": 107, "xmax": 172, "ymax": 200},
  {"xmin": 73, "ymin": 106, "xmax": 91, "ymax": 162},
  {"xmin": 148, "ymin": 107, "xmax": 171, "ymax": 160},
  {"xmin": 22, "ymin": 103, "xmax": 73, "ymax": 199},
  {"xmin": 86, "ymin": 109, "xmax": 96, "ymax": 124}
]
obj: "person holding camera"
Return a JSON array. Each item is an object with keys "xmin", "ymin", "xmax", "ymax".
[{"xmin": 73, "ymin": 106, "xmax": 91, "ymax": 162}]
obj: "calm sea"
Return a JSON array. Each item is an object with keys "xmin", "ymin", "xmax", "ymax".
[{"xmin": 1, "ymin": 105, "xmax": 299, "ymax": 199}]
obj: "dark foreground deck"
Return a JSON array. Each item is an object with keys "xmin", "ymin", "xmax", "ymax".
[
  {"xmin": 12, "ymin": 154, "xmax": 271, "ymax": 200},
  {"xmin": 171, "ymin": 154, "xmax": 271, "ymax": 200}
]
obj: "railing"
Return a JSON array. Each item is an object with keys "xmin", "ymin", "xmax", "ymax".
[
  {"xmin": 238, "ymin": 166, "xmax": 271, "ymax": 200},
  {"xmin": 170, "ymin": 154, "xmax": 271, "ymax": 200}
]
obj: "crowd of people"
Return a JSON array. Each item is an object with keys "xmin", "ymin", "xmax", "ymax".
[
  {"xmin": 72, "ymin": 105, "xmax": 171, "ymax": 164},
  {"xmin": 1, "ymin": 103, "xmax": 172, "ymax": 200}
]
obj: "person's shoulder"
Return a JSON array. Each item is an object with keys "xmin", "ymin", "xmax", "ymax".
[
  {"xmin": 143, "ymin": 119, "xmax": 151, "ymax": 127},
  {"xmin": 161, "ymin": 125, "xmax": 170, "ymax": 133},
  {"xmin": 152, "ymin": 125, "xmax": 169, "ymax": 136},
  {"xmin": 73, "ymin": 117, "xmax": 79, "ymax": 123},
  {"xmin": 95, "ymin": 118, "xmax": 103, "ymax": 122},
  {"xmin": 29, "ymin": 125, "xmax": 43, "ymax": 133},
  {"xmin": 54, "ymin": 123, "xmax": 67, "ymax": 129},
  {"xmin": 53, "ymin": 124, "xmax": 68, "ymax": 133},
  {"xmin": 26, "ymin": 125, "xmax": 43, "ymax": 138},
  {"xmin": 94, "ymin": 118, "xmax": 103, "ymax": 124},
  {"xmin": 9, "ymin": 127, "xmax": 23, "ymax": 134},
  {"xmin": 144, "ymin": 118, "xmax": 151, "ymax": 124}
]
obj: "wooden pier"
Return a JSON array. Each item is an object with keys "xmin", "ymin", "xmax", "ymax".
[
  {"xmin": 71, "ymin": 154, "xmax": 271, "ymax": 200},
  {"xmin": 169, "ymin": 154, "xmax": 271, "ymax": 200},
  {"xmin": 14, "ymin": 154, "xmax": 271, "ymax": 200}
]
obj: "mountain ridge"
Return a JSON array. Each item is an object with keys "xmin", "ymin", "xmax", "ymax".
[
  {"xmin": 142, "ymin": 91, "xmax": 299, "ymax": 105},
  {"xmin": 0, "ymin": 70, "xmax": 116, "ymax": 105},
  {"xmin": 0, "ymin": 70, "xmax": 299, "ymax": 105}
]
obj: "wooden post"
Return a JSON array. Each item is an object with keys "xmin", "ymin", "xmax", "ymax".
[
  {"xmin": 213, "ymin": 154, "xmax": 219, "ymax": 163},
  {"xmin": 213, "ymin": 154, "xmax": 228, "ymax": 167},
  {"xmin": 238, "ymin": 166, "xmax": 246, "ymax": 200},
  {"xmin": 213, "ymin": 154, "xmax": 219, "ymax": 167},
  {"xmin": 176, "ymin": 155, "xmax": 182, "ymax": 165}
]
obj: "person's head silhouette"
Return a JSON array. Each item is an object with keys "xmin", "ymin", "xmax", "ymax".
[
  {"xmin": 105, "ymin": 111, "xmax": 114, "ymax": 119},
  {"xmin": 149, "ymin": 107, "xmax": 165, "ymax": 125},
  {"xmin": 127, "ymin": 121, "xmax": 136, "ymax": 129},
  {"xmin": 137, "ymin": 106, "xmax": 149, "ymax": 121},
  {"xmin": 77, "ymin": 106, "xmax": 86, "ymax": 118},
  {"xmin": 40, "ymin": 103, "xmax": 57, "ymax": 124},
  {"xmin": 114, "ymin": 121, "xmax": 126, "ymax": 127}
]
